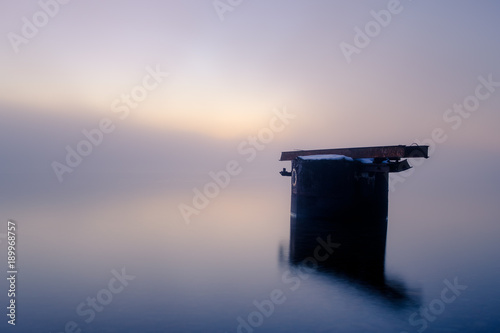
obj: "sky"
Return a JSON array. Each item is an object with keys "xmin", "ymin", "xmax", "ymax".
[{"xmin": 0, "ymin": 0, "xmax": 499, "ymax": 198}]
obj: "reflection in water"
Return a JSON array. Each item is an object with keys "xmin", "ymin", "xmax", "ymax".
[{"xmin": 281, "ymin": 214, "xmax": 420, "ymax": 308}]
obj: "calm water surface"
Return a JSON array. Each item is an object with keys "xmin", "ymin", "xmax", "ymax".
[{"xmin": 1, "ymin": 165, "xmax": 499, "ymax": 333}]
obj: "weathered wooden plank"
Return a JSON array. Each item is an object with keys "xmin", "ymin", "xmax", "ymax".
[{"xmin": 280, "ymin": 145, "xmax": 428, "ymax": 161}]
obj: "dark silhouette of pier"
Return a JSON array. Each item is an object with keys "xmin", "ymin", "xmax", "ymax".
[{"xmin": 279, "ymin": 145, "xmax": 428, "ymax": 305}]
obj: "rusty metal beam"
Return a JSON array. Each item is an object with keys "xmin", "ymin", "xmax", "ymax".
[{"xmin": 280, "ymin": 145, "xmax": 428, "ymax": 161}]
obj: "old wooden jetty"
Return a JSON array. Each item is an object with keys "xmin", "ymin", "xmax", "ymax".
[{"xmin": 280, "ymin": 145, "xmax": 429, "ymax": 279}]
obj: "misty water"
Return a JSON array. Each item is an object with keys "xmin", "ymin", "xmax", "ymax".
[
  {"xmin": 2, "ymin": 1, "xmax": 500, "ymax": 332},
  {"xmin": 2, "ymin": 148, "xmax": 499, "ymax": 333}
]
